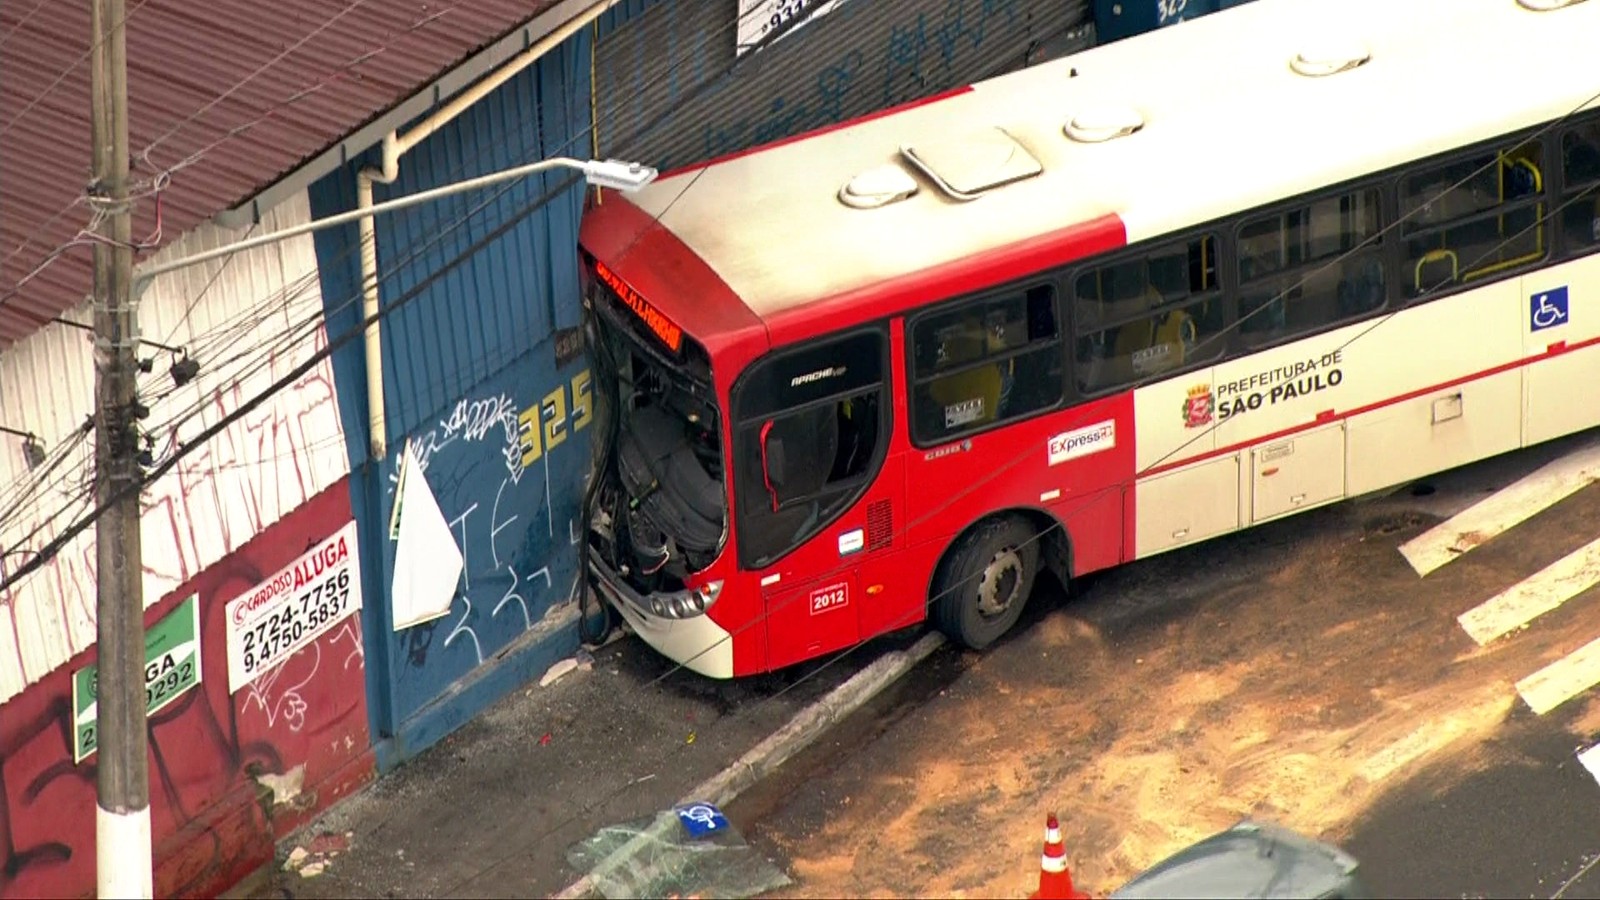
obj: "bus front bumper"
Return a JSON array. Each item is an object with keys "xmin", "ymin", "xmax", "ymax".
[{"xmin": 587, "ymin": 548, "xmax": 735, "ymax": 679}]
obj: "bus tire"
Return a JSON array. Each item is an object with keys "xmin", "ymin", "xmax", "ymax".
[{"xmin": 931, "ymin": 516, "xmax": 1039, "ymax": 651}]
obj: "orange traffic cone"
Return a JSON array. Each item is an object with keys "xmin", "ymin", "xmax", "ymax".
[{"xmin": 1031, "ymin": 812, "xmax": 1089, "ymax": 900}]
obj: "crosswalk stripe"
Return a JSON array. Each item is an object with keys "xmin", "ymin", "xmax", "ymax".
[
  {"xmin": 1579, "ymin": 744, "xmax": 1600, "ymax": 786},
  {"xmin": 1516, "ymin": 635, "xmax": 1600, "ymax": 715},
  {"xmin": 1457, "ymin": 536, "xmax": 1600, "ymax": 645},
  {"xmin": 1399, "ymin": 439, "xmax": 1600, "ymax": 577}
]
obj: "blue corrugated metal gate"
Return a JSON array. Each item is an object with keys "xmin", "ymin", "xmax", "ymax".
[{"xmin": 308, "ymin": 22, "xmax": 602, "ymax": 766}]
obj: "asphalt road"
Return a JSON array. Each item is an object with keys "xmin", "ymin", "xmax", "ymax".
[
  {"xmin": 724, "ymin": 432, "xmax": 1600, "ymax": 899},
  {"xmin": 1344, "ymin": 703, "xmax": 1600, "ymax": 899}
]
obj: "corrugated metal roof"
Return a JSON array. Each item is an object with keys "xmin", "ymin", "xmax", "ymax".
[{"xmin": 0, "ymin": 0, "xmax": 567, "ymax": 347}]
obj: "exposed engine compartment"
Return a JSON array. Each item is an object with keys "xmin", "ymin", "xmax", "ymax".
[{"xmin": 587, "ymin": 299, "xmax": 726, "ymax": 595}]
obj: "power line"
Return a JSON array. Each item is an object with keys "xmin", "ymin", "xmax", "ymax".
[
  {"xmin": 0, "ymin": 173, "xmax": 586, "ymax": 595},
  {"xmin": 2, "ymin": 0, "xmax": 609, "ymax": 359},
  {"xmin": 133, "ymin": 0, "xmax": 491, "ymax": 177},
  {"xmin": 132, "ymin": 0, "xmax": 380, "ymax": 166},
  {"xmin": 0, "ymin": 0, "xmax": 818, "ymax": 596},
  {"xmin": 0, "ymin": 0, "xmax": 154, "ymax": 139},
  {"xmin": 0, "ymin": 0, "xmax": 488, "ymax": 323},
  {"xmin": 0, "ymin": 0, "xmax": 52, "ymax": 50},
  {"xmin": 1, "ymin": 14, "xmax": 581, "ymax": 508}
]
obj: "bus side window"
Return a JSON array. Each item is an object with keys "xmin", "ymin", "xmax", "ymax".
[
  {"xmin": 1401, "ymin": 141, "xmax": 1545, "ymax": 297},
  {"xmin": 1562, "ymin": 121, "xmax": 1600, "ymax": 255},
  {"xmin": 910, "ymin": 285, "xmax": 1061, "ymax": 446},
  {"xmin": 1073, "ymin": 235, "xmax": 1222, "ymax": 393},
  {"xmin": 1236, "ymin": 188, "xmax": 1384, "ymax": 347}
]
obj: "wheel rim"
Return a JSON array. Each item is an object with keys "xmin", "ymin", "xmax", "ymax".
[{"xmin": 976, "ymin": 547, "xmax": 1023, "ymax": 619}]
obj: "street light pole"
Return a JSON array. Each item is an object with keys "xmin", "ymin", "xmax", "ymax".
[
  {"xmin": 88, "ymin": 0, "xmax": 151, "ymax": 895},
  {"xmin": 128, "ymin": 155, "xmax": 657, "ymax": 479},
  {"xmin": 132, "ymin": 157, "xmax": 658, "ymax": 288}
]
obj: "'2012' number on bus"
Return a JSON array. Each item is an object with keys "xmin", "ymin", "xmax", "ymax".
[
  {"xmin": 240, "ymin": 569, "xmax": 352, "ymax": 676},
  {"xmin": 809, "ymin": 583, "xmax": 849, "ymax": 616}
]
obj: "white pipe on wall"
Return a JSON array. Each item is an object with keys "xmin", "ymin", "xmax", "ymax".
[{"xmin": 357, "ymin": 0, "xmax": 621, "ymax": 461}]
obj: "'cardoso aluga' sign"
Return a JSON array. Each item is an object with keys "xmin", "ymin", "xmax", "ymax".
[{"xmin": 224, "ymin": 520, "xmax": 364, "ymax": 692}]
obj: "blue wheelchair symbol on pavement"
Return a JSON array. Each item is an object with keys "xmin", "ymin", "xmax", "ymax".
[
  {"xmin": 674, "ymin": 801, "xmax": 729, "ymax": 838},
  {"xmin": 1531, "ymin": 286, "xmax": 1569, "ymax": 332}
]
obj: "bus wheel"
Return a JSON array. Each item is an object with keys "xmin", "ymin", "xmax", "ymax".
[{"xmin": 932, "ymin": 516, "xmax": 1039, "ymax": 650}]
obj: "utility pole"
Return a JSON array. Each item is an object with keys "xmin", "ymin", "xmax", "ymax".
[{"xmin": 89, "ymin": 0, "xmax": 151, "ymax": 895}]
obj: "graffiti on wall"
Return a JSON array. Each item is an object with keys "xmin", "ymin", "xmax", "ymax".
[
  {"xmin": 385, "ymin": 349, "xmax": 591, "ymax": 721},
  {"xmin": 0, "ymin": 482, "xmax": 369, "ymax": 900},
  {"xmin": 0, "ymin": 196, "xmax": 350, "ymax": 706},
  {"xmin": 0, "ymin": 347, "xmax": 347, "ymax": 704}
]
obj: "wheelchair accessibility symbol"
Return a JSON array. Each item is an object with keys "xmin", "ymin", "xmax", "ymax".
[
  {"xmin": 674, "ymin": 801, "xmax": 729, "ymax": 838},
  {"xmin": 1531, "ymin": 286, "xmax": 1569, "ymax": 332}
]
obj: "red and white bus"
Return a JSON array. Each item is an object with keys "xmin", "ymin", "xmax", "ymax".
[{"xmin": 577, "ymin": 0, "xmax": 1600, "ymax": 677}]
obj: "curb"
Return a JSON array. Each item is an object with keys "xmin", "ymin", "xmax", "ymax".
[{"xmin": 553, "ymin": 631, "xmax": 947, "ymax": 899}]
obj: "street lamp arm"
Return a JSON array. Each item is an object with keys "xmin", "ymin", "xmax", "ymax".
[{"xmin": 133, "ymin": 156, "xmax": 656, "ymax": 291}]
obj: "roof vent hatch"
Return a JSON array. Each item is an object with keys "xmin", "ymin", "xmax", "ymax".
[
  {"xmin": 1064, "ymin": 104, "xmax": 1145, "ymax": 143},
  {"xmin": 898, "ymin": 127, "xmax": 1042, "ymax": 201},
  {"xmin": 1517, "ymin": 0, "xmax": 1587, "ymax": 9},
  {"xmin": 838, "ymin": 164, "xmax": 920, "ymax": 209},
  {"xmin": 1290, "ymin": 38, "xmax": 1372, "ymax": 76}
]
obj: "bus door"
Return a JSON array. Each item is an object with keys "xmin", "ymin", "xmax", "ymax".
[{"xmin": 732, "ymin": 328, "xmax": 897, "ymax": 671}]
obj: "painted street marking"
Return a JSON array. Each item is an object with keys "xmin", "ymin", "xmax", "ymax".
[
  {"xmin": 1516, "ymin": 635, "xmax": 1600, "ymax": 715},
  {"xmin": 1399, "ymin": 439, "xmax": 1600, "ymax": 577},
  {"xmin": 1457, "ymin": 536, "xmax": 1600, "ymax": 645},
  {"xmin": 1579, "ymin": 743, "xmax": 1600, "ymax": 787}
]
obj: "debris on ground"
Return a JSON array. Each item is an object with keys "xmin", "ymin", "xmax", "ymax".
[
  {"xmin": 282, "ymin": 830, "xmax": 355, "ymax": 879},
  {"xmin": 306, "ymin": 831, "xmax": 351, "ymax": 856},
  {"xmin": 540, "ymin": 657, "xmax": 581, "ymax": 687},
  {"xmin": 567, "ymin": 802, "xmax": 790, "ymax": 899}
]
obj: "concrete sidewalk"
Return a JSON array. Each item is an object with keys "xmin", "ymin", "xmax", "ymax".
[{"xmin": 241, "ymin": 627, "xmax": 928, "ymax": 899}]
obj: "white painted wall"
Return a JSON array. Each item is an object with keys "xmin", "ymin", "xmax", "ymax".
[{"xmin": 0, "ymin": 192, "xmax": 349, "ymax": 703}]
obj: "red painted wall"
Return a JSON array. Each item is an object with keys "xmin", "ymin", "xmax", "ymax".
[{"xmin": 0, "ymin": 478, "xmax": 373, "ymax": 899}]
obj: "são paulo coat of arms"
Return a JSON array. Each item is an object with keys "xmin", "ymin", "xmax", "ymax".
[{"xmin": 1182, "ymin": 384, "xmax": 1214, "ymax": 428}]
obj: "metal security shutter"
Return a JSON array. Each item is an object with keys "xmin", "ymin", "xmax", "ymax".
[{"xmin": 594, "ymin": 0, "xmax": 1091, "ymax": 171}]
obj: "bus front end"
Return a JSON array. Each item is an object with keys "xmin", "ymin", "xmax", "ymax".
[{"xmin": 580, "ymin": 255, "xmax": 745, "ymax": 678}]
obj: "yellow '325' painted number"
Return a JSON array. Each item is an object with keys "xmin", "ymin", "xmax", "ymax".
[{"xmin": 518, "ymin": 369, "xmax": 592, "ymax": 467}]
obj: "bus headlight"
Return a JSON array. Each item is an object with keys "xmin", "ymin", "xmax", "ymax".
[
  {"xmin": 688, "ymin": 580, "xmax": 722, "ymax": 613},
  {"xmin": 646, "ymin": 580, "xmax": 724, "ymax": 620}
]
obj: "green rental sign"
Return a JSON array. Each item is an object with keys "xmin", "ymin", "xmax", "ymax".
[{"xmin": 72, "ymin": 594, "xmax": 202, "ymax": 764}]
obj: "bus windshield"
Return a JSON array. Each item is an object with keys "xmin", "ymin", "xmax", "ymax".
[{"xmin": 586, "ymin": 269, "xmax": 726, "ymax": 593}]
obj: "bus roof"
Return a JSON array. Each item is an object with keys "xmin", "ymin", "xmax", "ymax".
[{"xmin": 621, "ymin": 0, "xmax": 1600, "ymax": 324}]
